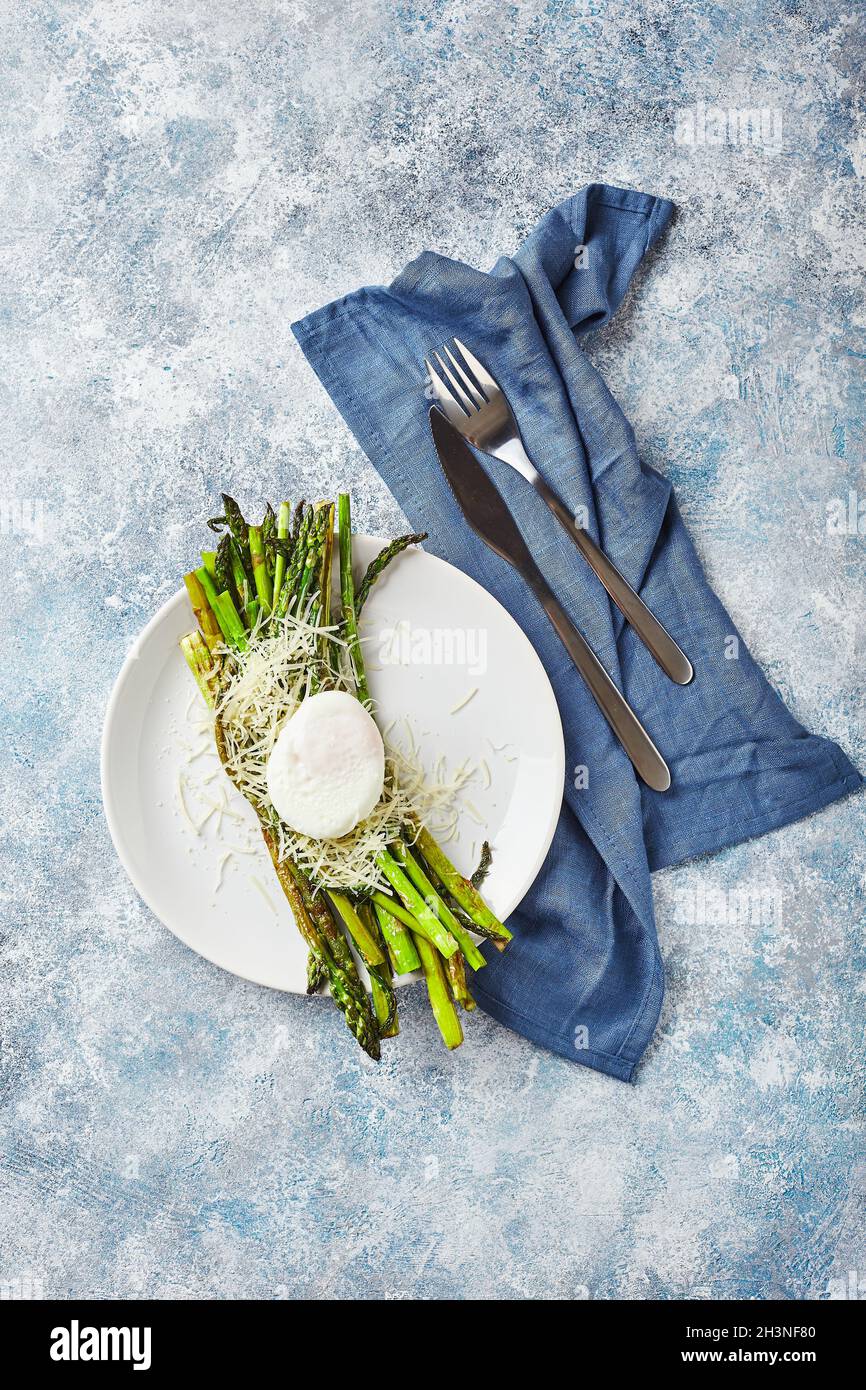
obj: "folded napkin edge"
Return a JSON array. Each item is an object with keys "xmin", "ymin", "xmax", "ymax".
[
  {"xmin": 470, "ymin": 964, "xmax": 662, "ymax": 1085},
  {"xmin": 648, "ymin": 761, "xmax": 863, "ymax": 873}
]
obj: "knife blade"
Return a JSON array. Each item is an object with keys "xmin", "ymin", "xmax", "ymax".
[{"xmin": 429, "ymin": 407, "xmax": 671, "ymax": 792}]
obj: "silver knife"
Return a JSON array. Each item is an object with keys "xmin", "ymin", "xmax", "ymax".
[{"xmin": 429, "ymin": 407, "xmax": 671, "ymax": 792}]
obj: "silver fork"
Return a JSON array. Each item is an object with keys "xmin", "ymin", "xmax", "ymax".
[{"xmin": 424, "ymin": 339, "xmax": 694, "ymax": 685}]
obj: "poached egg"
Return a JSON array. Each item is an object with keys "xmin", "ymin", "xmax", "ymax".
[{"xmin": 266, "ymin": 690, "xmax": 385, "ymax": 840}]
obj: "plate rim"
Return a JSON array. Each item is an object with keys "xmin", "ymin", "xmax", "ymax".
[{"xmin": 101, "ymin": 537, "xmax": 566, "ymax": 991}]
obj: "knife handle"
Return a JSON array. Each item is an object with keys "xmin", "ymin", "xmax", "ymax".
[
  {"xmin": 532, "ymin": 473, "xmax": 693, "ymax": 686},
  {"xmin": 525, "ymin": 567, "xmax": 671, "ymax": 792}
]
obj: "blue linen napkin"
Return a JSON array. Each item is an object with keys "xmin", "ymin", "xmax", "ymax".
[{"xmin": 292, "ymin": 185, "xmax": 862, "ymax": 1081}]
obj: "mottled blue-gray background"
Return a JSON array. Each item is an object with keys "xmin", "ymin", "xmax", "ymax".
[{"xmin": 1, "ymin": 1, "xmax": 863, "ymax": 1300}]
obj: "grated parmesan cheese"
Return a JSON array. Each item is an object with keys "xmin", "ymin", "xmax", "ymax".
[
  {"xmin": 250, "ymin": 875, "xmax": 278, "ymax": 913},
  {"xmin": 449, "ymin": 687, "xmax": 478, "ymax": 715},
  {"xmin": 211, "ymin": 609, "xmax": 478, "ymax": 895}
]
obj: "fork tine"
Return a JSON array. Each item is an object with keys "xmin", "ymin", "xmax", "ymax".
[
  {"xmin": 424, "ymin": 357, "xmax": 469, "ymax": 426},
  {"xmin": 444, "ymin": 343, "xmax": 487, "ymax": 406},
  {"xmin": 434, "ymin": 351, "xmax": 478, "ymax": 415},
  {"xmin": 452, "ymin": 338, "xmax": 499, "ymax": 396}
]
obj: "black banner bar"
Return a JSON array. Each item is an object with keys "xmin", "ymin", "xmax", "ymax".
[{"xmin": 0, "ymin": 1297, "xmax": 857, "ymax": 1374}]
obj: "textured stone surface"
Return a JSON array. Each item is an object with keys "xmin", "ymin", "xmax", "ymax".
[{"xmin": 1, "ymin": 2, "xmax": 863, "ymax": 1300}]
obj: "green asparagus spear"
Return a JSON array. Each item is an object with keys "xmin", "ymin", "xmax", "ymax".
[
  {"xmin": 369, "ymin": 963, "xmax": 398, "ymax": 1036},
  {"xmin": 272, "ymin": 505, "xmax": 311, "ymax": 622},
  {"xmin": 274, "ymin": 842, "xmax": 368, "ymax": 987},
  {"xmin": 328, "ymin": 892, "xmax": 385, "ymax": 966},
  {"xmin": 425, "ymin": 882, "xmax": 503, "ymax": 941},
  {"xmin": 261, "ymin": 503, "xmax": 277, "ymax": 580},
  {"xmin": 213, "ymin": 591, "xmax": 248, "ymax": 650},
  {"xmin": 374, "ymin": 901, "xmax": 421, "ymax": 974},
  {"xmin": 307, "ymin": 951, "xmax": 325, "ymax": 994},
  {"xmin": 214, "ymin": 533, "xmax": 239, "ymax": 610},
  {"xmin": 184, "ymin": 571, "xmax": 222, "ymax": 651},
  {"xmin": 316, "ymin": 502, "xmax": 335, "ymax": 675},
  {"xmin": 337, "ymin": 494, "xmax": 370, "ymax": 704},
  {"xmin": 222, "ymin": 495, "xmax": 253, "ymax": 580},
  {"xmin": 295, "ymin": 505, "xmax": 328, "ymax": 616},
  {"xmin": 370, "ymin": 891, "xmax": 425, "ymax": 934},
  {"xmin": 364, "ymin": 905, "xmax": 398, "ymax": 1037},
  {"xmin": 195, "ymin": 567, "xmax": 244, "ymax": 649},
  {"xmin": 262, "ymin": 832, "xmax": 380, "ymax": 1060},
  {"xmin": 413, "ymin": 932, "xmax": 463, "ymax": 1049},
  {"xmin": 230, "ymin": 543, "xmax": 254, "ymax": 625},
  {"xmin": 375, "ymin": 850, "xmax": 458, "ymax": 958},
  {"xmin": 392, "ymin": 842, "xmax": 486, "ymax": 971},
  {"xmin": 446, "ymin": 950, "xmax": 476, "ymax": 1011},
  {"xmin": 471, "ymin": 840, "xmax": 493, "ymax": 889},
  {"xmin": 414, "ymin": 826, "xmax": 511, "ymax": 945},
  {"xmin": 196, "ymin": 562, "xmax": 221, "ymax": 611},
  {"xmin": 248, "ymin": 525, "xmax": 273, "ymax": 615},
  {"xmin": 271, "ymin": 501, "xmax": 291, "ymax": 610},
  {"xmin": 355, "ymin": 532, "xmax": 428, "ymax": 613},
  {"xmin": 180, "ymin": 631, "xmax": 220, "ymax": 706}
]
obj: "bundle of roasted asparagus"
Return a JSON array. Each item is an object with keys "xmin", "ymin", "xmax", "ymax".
[{"xmin": 180, "ymin": 493, "xmax": 511, "ymax": 1058}]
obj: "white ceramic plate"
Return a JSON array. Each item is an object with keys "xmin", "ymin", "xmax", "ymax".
[{"xmin": 101, "ymin": 537, "xmax": 565, "ymax": 992}]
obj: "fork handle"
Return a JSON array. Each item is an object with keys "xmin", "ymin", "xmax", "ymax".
[
  {"xmin": 523, "ymin": 564, "xmax": 671, "ymax": 792},
  {"xmin": 531, "ymin": 473, "xmax": 693, "ymax": 685}
]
